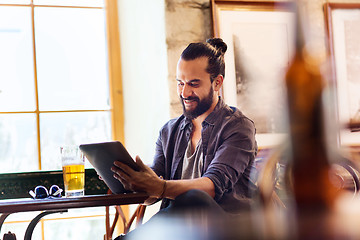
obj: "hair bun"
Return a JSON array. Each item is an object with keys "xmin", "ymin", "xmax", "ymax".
[{"xmin": 206, "ymin": 38, "xmax": 227, "ymax": 55}]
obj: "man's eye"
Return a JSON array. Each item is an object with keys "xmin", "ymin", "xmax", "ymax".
[{"xmin": 177, "ymin": 82, "xmax": 184, "ymax": 86}]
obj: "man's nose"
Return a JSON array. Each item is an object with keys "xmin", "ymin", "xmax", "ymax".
[{"xmin": 181, "ymin": 84, "xmax": 192, "ymax": 99}]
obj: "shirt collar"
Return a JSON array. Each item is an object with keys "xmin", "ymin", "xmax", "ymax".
[{"xmin": 203, "ymin": 97, "xmax": 225, "ymax": 126}]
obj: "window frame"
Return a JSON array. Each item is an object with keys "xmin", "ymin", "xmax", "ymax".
[{"xmin": 0, "ymin": 0, "xmax": 124, "ymax": 169}]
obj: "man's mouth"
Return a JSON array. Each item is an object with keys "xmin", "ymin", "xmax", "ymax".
[
  {"xmin": 182, "ymin": 97, "xmax": 198, "ymax": 107},
  {"xmin": 183, "ymin": 99, "xmax": 195, "ymax": 104}
]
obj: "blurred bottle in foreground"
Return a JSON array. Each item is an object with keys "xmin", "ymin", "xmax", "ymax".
[{"xmin": 284, "ymin": 2, "xmax": 338, "ymax": 211}]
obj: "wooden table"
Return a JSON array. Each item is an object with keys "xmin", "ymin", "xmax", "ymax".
[{"xmin": 0, "ymin": 193, "xmax": 148, "ymax": 240}]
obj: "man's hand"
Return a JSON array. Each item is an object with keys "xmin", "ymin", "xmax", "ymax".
[{"xmin": 111, "ymin": 156, "xmax": 165, "ymax": 199}]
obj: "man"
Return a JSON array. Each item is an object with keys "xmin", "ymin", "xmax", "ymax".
[{"xmin": 111, "ymin": 38, "xmax": 257, "ymax": 218}]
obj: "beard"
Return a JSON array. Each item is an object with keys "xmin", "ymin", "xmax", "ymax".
[{"xmin": 181, "ymin": 87, "xmax": 214, "ymax": 120}]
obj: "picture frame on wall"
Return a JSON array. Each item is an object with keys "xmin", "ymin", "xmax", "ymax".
[
  {"xmin": 211, "ymin": 0, "xmax": 295, "ymax": 148},
  {"xmin": 324, "ymin": 3, "xmax": 360, "ymax": 146}
]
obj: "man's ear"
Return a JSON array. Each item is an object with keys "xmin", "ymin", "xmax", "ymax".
[{"xmin": 213, "ymin": 75, "xmax": 224, "ymax": 91}]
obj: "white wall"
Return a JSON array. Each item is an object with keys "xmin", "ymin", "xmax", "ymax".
[{"xmin": 118, "ymin": 0, "xmax": 170, "ymax": 165}]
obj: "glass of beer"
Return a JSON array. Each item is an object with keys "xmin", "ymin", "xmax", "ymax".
[{"xmin": 60, "ymin": 145, "xmax": 85, "ymax": 197}]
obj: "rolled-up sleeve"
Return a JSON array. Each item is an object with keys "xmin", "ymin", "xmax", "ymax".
[{"xmin": 203, "ymin": 117, "xmax": 256, "ymax": 201}]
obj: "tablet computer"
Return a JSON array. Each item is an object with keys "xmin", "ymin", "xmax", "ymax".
[{"xmin": 79, "ymin": 141, "xmax": 140, "ymax": 194}]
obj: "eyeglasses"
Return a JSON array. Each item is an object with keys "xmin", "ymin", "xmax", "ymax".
[{"xmin": 29, "ymin": 185, "xmax": 63, "ymax": 199}]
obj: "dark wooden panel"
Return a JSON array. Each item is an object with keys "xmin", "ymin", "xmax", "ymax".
[{"xmin": 0, "ymin": 169, "xmax": 108, "ymax": 199}]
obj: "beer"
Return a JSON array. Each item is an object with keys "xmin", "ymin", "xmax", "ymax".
[
  {"xmin": 62, "ymin": 164, "xmax": 85, "ymax": 193},
  {"xmin": 60, "ymin": 145, "xmax": 85, "ymax": 197}
]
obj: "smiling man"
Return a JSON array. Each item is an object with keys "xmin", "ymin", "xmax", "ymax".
[{"xmin": 112, "ymin": 38, "xmax": 258, "ymax": 229}]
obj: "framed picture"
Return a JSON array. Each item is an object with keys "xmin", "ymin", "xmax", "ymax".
[
  {"xmin": 211, "ymin": 0, "xmax": 295, "ymax": 147},
  {"xmin": 325, "ymin": 3, "xmax": 360, "ymax": 146}
]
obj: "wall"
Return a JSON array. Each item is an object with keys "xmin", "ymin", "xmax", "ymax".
[
  {"xmin": 165, "ymin": 0, "xmax": 212, "ymax": 117},
  {"xmin": 164, "ymin": 0, "xmax": 360, "ymax": 117},
  {"xmin": 118, "ymin": 0, "xmax": 169, "ymax": 164}
]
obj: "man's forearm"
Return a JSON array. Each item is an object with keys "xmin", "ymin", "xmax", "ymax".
[{"xmin": 162, "ymin": 177, "xmax": 215, "ymax": 200}]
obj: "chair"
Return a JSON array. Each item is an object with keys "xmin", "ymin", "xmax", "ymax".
[
  {"xmin": 255, "ymin": 147, "xmax": 287, "ymax": 209},
  {"xmin": 104, "ymin": 190, "xmax": 147, "ymax": 240},
  {"xmin": 256, "ymin": 146, "xmax": 360, "ymax": 209}
]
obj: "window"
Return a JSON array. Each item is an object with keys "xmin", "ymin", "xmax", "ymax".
[
  {"xmin": 0, "ymin": 0, "xmax": 121, "ymax": 173},
  {"xmin": 0, "ymin": 0, "xmax": 123, "ymax": 238}
]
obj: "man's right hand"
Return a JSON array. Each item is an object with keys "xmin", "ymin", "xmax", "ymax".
[{"xmin": 111, "ymin": 156, "xmax": 166, "ymax": 199}]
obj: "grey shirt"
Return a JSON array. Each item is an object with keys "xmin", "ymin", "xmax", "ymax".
[
  {"xmin": 181, "ymin": 138, "xmax": 203, "ymax": 179},
  {"xmin": 151, "ymin": 97, "xmax": 258, "ymax": 213}
]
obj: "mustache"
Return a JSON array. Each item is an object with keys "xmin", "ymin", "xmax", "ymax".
[{"xmin": 181, "ymin": 96, "xmax": 199, "ymax": 101}]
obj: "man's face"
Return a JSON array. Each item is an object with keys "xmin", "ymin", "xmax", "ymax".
[{"xmin": 176, "ymin": 57, "xmax": 216, "ymax": 119}]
